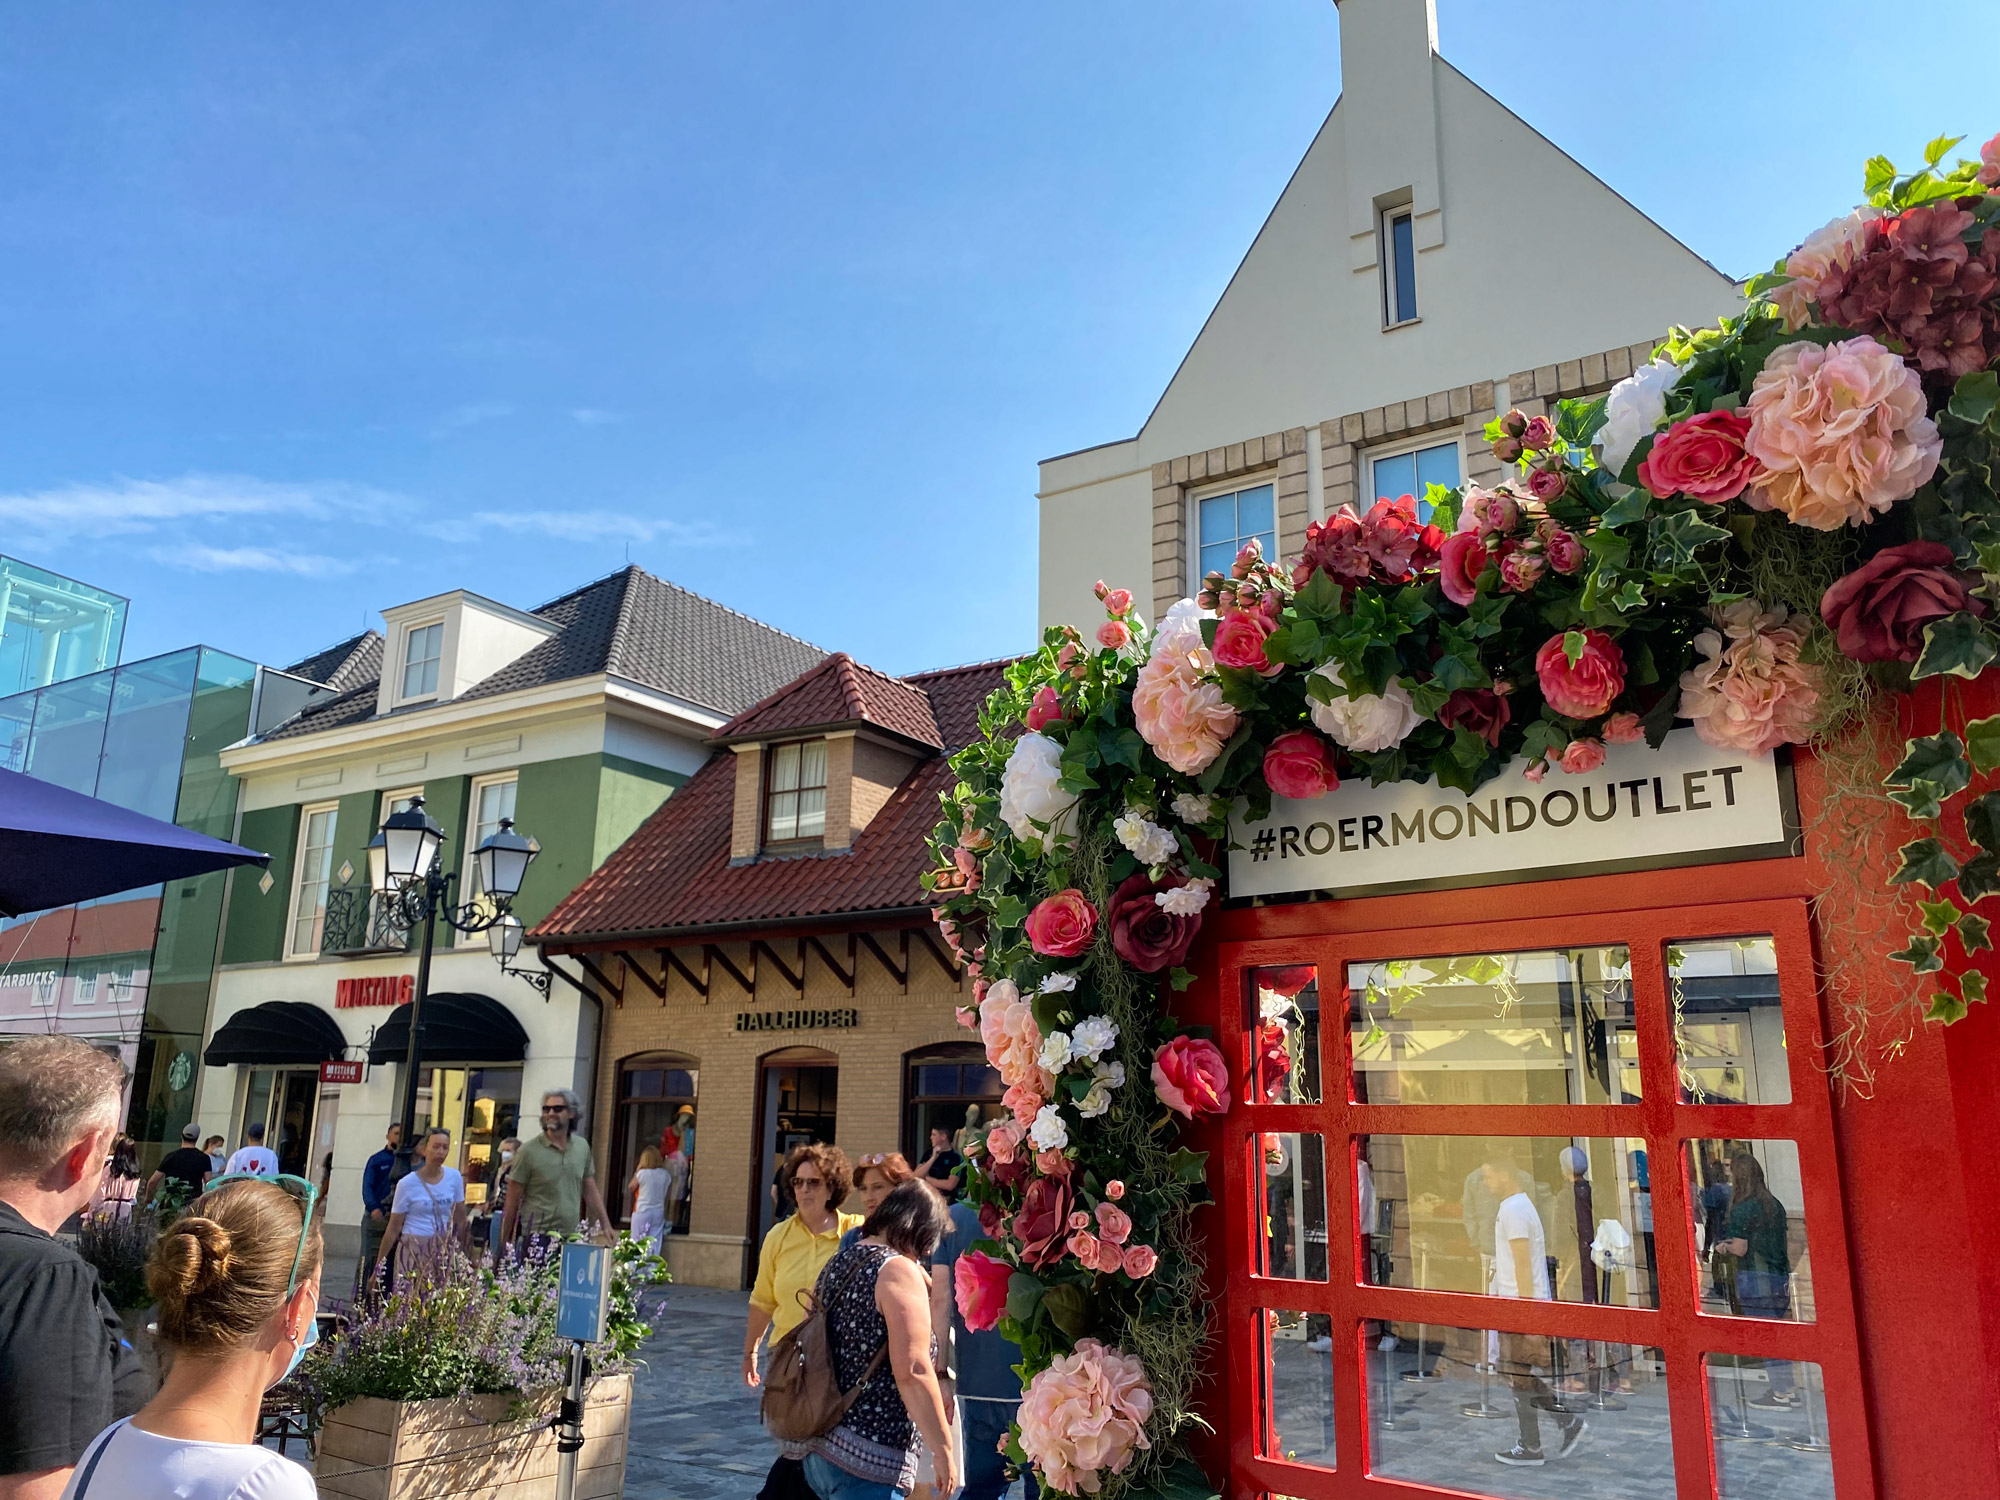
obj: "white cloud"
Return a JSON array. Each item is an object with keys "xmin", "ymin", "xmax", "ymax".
[
  {"xmin": 2, "ymin": 474, "xmax": 388, "ymax": 541},
  {"xmin": 570, "ymin": 408, "xmax": 622, "ymax": 427},
  {"xmin": 148, "ymin": 544, "xmax": 361, "ymax": 577},
  {"xmin": 468, "ymin": 509, "xmax": 742, "ymax": 546}
]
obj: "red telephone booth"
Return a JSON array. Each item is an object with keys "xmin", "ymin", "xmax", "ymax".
[{"xmin": 1182, "ymin": 694, "xmax": 2000, "ymax": 1500}]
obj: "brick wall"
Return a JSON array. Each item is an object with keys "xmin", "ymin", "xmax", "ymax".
[{"xmin": 728, "ymin": 745, "xmax": 762, "ymax": 860}]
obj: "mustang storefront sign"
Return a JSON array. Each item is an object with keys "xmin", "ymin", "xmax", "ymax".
[{"xmin": 1227, "ymin": 728, "xmax": 1797, "ymax": 901}]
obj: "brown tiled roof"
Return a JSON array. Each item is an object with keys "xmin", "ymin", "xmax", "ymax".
[
  {"xmin": 531, "ymin": 658, "xmax": 1013, "ymax": 945},
  {"xmin": 714, "ymin": 653, "xmax": 941, "ymax": 749}
]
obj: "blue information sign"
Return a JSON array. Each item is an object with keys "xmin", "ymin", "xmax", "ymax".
[{"xmin": 556, "ymin": 1241, "xmax": 612, "ymax": 1343}]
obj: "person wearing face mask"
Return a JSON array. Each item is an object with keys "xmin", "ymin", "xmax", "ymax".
[
  {"xmin": 486, "ymin": 1138, "xmax": 520, "ymax": 1263},
  {"xmin": 57, "ymin": 1175, "xmax": 321, "ymax": 1498}
]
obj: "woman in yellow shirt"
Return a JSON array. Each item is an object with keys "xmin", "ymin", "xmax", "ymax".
[{"xmin": 742, "ymin": 1142, "xmax": 861, "ymax": 1385}]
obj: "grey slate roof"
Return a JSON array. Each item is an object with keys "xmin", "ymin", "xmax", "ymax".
[
  {"xmin": 259, "ymin": 567, "xmax": 825, "ymax": 743},
  {"xmin": 283, "ymin": 632, "xmax": 384, "ymax": 692}
]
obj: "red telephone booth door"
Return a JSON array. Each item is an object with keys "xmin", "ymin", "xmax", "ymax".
[{"xmin": 1211, "ymin": 895, "xmax": 1874, "ymax": 1500}]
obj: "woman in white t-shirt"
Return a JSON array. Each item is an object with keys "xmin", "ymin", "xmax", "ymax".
[
  {"xmin": 375, "ymin": 1128, "xmax": 467, "ymax": 1279},
  {"xmin": 62, "ymin": 1175, "xmax": 322, "ymax": 1499},
  {"xmin": 627, "ymin": 1146, "xmax": 669, "ymax": 1249}
]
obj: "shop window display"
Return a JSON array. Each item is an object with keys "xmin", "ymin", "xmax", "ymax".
[
  {"xmin": 903, "ymin": 1043, "xmax": 1003, "ymax": 1159},
  {"xmin": 614, "ymin": 1056, "xmax": 698, "ymax": 1234}
]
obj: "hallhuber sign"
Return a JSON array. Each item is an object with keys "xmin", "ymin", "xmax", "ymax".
[{"xmin": 1228, "ymin": 728, "xmax": 1796, "ymax": 901}]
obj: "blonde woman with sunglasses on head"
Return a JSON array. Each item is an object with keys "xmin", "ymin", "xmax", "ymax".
[{"xmin": 60, "ymin": 1175, "xmax": 321, "ymax": 1498}]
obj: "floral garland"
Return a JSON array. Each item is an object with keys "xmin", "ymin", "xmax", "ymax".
[{"xmin": 925, "ymin": 133, "xmax": 2000, "ymax": 1500}]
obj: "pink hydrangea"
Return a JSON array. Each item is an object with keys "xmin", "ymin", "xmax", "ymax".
[
  {"xmin": 1132, "ymin": 602, "xmax": 1238, "ymax": 775},
  {"xmin": 1016, "ymin": 1339, "xmax": 1154, "ymax": 1495},
  {"xmin": 1677, "ymin": 602, "xmax": 1822, "ymax": 754},
  {"xmin": 979, "ymin": 981, "xmax": 1051, "ymax": 1095},
  {"xmin": 1742, "ymin": 336, "xmax": 1941, "ymax": 530}
]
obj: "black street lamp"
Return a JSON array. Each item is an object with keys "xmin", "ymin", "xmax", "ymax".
[{"xmin": 374, "ymin": 800, "xmax": 539, "ymax": 1185}]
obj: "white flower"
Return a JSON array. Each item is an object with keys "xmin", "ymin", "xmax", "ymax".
[
  {"xmin": 1171, "ymin": 791, "xmax": 1214, "ymax": 824},
  {"xmin": 984, "ymin": 977, "xmax": 1020, "ymax": 1008},
  {"xmin": 1038, "ymin": 972, "xmax": 1078, "ymax": 994},
  {"xmin": 1096, "ymin": 1059, "xmax": 1126, "ymax": 1090},
  {"xmin": 1029, "ymin": 1110, "xmax": 1070, "ymax": 1150},
  {"xmin": 1258, "ymin": 990, "xmax": 1295, "ymax": 1022},
  {"xmin": 1155, "ymin": 879, "xmax": 1213, "ymax": 916},
  {"xmin": 1038, "ymin": 1032, "xmax": 1074, "ymax": 1072},
  {"xmin": 999, "ymin": 732, "xmax": 1080, "ymax": 845},
  {"xmin": 1076, "ymin": 1060, "xmax": 1126, "ymax": 1119},
  {"xmin": 1071, "ymin": 1016, "xmax": 1120, "ymax": 1064},
  {"xmin": 1308, "ymin": 662, "xmax": 1419, "ymax": 754},
  {"xmin": 1113, "ymin": 809, "xmax": 1179, "ymax": 866},
  {"xmin": 1149, "ymin": 598, "xmax": 1215, "ymax": 674},
  {"xmin": 1597, "ymin": 356, "xmax": 1686, "ymax": 478}
]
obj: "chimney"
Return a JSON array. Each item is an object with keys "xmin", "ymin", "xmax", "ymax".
[{"xmin": 1335, "ymin": 0, "xmax": 1445, "ymax": 273}]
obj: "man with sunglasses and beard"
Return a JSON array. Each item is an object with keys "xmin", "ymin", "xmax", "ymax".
[{"xmin": 499, "ymin": 1087, "xmax": 612, "ymax": 1253}]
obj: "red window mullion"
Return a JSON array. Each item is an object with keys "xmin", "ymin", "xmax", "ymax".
[{"xmin": 1350, "ymin": 1284, "xmax": 1662, "ymax": 1346}]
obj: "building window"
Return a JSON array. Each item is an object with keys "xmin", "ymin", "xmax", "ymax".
[
  {"xmin": 612, "ymin": 1055, "xmax": 698, "ymax": 1234},
  {"xmin": 108, "ymin": 965, "xmax": 137, "ymax": 1004},
  {"xmin": 400, "ymin": 622, "xmax": 444, "ymax": 701},
  {"xmin": 73, "ymin": 967, "xmax": 100, "ymax": 1005},
  {"xmin": 764, "ymin": 740, "xmax": 827, "ymax": 845},
  {"xmin": 1369, "ymin": 439, "xmax": 1461, "ymax": 519},
  {"xmin": 288, "ymin": 802, "xmax": 340, "ymax": 957},
  {"xmin": 31, "ymin": 969, "xmax": 58, "ymax": 1008},
  {"xmin": 1195, "ymin": 482, "xmax": 1277, "ymax": 586},
  {"xmin": 1382, "ymin": 205, "xmax": 1417, "ymax": 326},
  {"xmin": 903, "ymin": 1043, "xmax": 1004, "ymax": 1161},
  {"xmin": 460, "ymin": 773, "xmax": 520, "ymax": 939}
]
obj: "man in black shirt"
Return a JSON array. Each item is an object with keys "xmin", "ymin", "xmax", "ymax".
[
  {"xmin": 0, "ymin": 1036, "xmax": 147, "ymax": 1498},
  {"xmin": 917, "ymin": 1125, "xmax": 964, "ymax": 1200},
  {"xmin": 141, "ymin": 1123, "xmax": 213, "ymax": 1211}
]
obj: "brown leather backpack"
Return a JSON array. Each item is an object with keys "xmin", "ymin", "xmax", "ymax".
[{"xmin": 760, "ymin": 1256, "xmax": 888, "ymax": 1443}]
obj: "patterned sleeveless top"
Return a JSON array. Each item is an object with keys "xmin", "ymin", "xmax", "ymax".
[{"xmin": 805, "ymin": 1241, "xmax": 923, "ymax": 1490}]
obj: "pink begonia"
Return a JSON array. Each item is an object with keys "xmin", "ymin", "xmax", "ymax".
[
  {"xmin": 1121, "ymin": 1244, "xmax": 1158, "ymax": 1278},
  {"xmin": 1132, "ymin": 601, "xmax": 1238, "ymax": 775},
  {"xmin": 1558, "ymin": 738, "xmax": 1606, "ymax": 775},
  {"xmin": 1770, "ymin": 206, "xmax": 1882, "ymax": 329},
  {"xmin": 1677, "ymin": 602, "xmax": 1822, "ymax": 755},
  {"xmin": 1742, "ymin": 336, "xmax": 1941, "ymax": 530},
  {"xmin": 1016, "ymin": 1340, "xmax": 1154, "ymax": 1495},
  {"xmin": 1067, "ymin": 1230, "xmax": 1105, "ymax": 1270}
]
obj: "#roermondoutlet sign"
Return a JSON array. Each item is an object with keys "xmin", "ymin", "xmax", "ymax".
[{"xmin": 1227, "ymin": 727, "xmax": 1797, "ymax": 902}]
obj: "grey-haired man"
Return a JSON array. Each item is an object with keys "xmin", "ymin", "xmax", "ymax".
[{"xmin": 500, "ymin": 1087, "xmax": 611, "ymax": 1249}]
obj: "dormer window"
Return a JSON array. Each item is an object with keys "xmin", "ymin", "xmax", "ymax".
[
  {"xmin": 400, "ymin": 621, "xmax": 444, "ymax": 701},
  {"xmin": 765, "ymin": 739, "xmax": 828, "ymax": 845}
]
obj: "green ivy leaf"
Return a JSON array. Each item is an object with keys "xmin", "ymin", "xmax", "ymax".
[
  {"xmin": 1196, "ymin": 721, "xmax": 1254, "ymax": 794},
  {"xmin": 1927, "ymin": 987, "xmax": 1969, "ymax": 1024},
  {"xmin": 1885, "ymin": 732, "xmax": 1972, "ymax": 797},
  {"xmin": 1959, "ymin": 851, "xmax": 2000, "ymax": 904},
  {"xmin": 1887, "ymin": 778, "xmax": 1949, "ymax": 820},
  {"xmin": 1913, "ymin": 612, "xmax": 1999, "ymax": 680},
  {"xmin": 1407, "ymin": 678, "xmax": 1451, "ymax": 720},
  {"xmin": 1100, "ymin": 727, "xmax": 1145, "ymax": 773},
  {"xmin": 1890, "ymin": 933, "xmax": 1945, "ymax": 972},
  {"xmin": 1959, "ymin": 911, "xmax": 1993, "ymax": 953},
  {"xmin": 1562, "ymin": 630, "xmax": 1587, "ymax": 667},
  {"xmin": 1597, "ymin": 488, "xmax": 1650, "ymax": 529},
  {"xmin": 1919, "ymin": 897, "xmax": 1965, "ymax": 937},
  {"xmin": 1964, "ymin": 791, "xmax": 2000, "ymax": 853},
  {"xmin": 1165, "ymin": 1147, "xmax": 1209, "ymax": 1184},
  {"xmin": 1964, "ymin": 968, "xmax": 1989, "ymax": 1006},
  {"xmin": 1292, "ymin": 570, "xmax": 1345, "ymax": 621},
  {"xmin": 1950, "ymin": 369, "xmax": 2000, "ymax": 427},
  {"xmin": 1168, "ymin": 966, "xmax": 1196, "ymax": 992},
  {"xmin": 1891, "ymin": 837, "xmax": 1960, "ymax": 890},
  {"xmin": 988, "ymin": 894, "xmax": 1028, "ymax": 931},
  {"xmin": 1966, "ymin": 716, "xmax": 2000, "ymax": 775}
]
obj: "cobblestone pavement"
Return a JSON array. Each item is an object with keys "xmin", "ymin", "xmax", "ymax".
[{"xmin": 624, "ymin": 1284, "xmax": 776, "ymax": 1500}]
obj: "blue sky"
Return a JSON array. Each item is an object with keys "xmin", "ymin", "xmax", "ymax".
[{"xmin": 4, "ymin": 1, "xmax": 1995, "ymax": 679}]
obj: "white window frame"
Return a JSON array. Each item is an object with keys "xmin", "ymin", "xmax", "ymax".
[
  {"xmin": 1188, "ymin": 473, "xmax": 1281, "ymax": 594},
  {"xmin": 458, "ymin": 771, "xmax": 520, "ymax": 944},
  {"xmin": 1362, "ymin": 433, "xmax": 1463, "ymax": 518},
  {"xmin": 1380, "ymin": 201, "xmax": 1419, "ymax": 330},
  {"xmin": 286, "ymin": 800, "xmax": 342, "ymax": 960},
  {"xmin": 396, "ymin": 619, "xmax": 446, "ymax": 705},
  {"xmin": 30, "ymin": 968, "xmax": 58, "ymax": 1008},
  {"xmin": 73, "ymin": 967, "xmax": 100, "ymax": 1006}
]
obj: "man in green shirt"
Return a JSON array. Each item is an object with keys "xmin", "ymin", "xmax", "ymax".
[{"xmin": 500, "ymin": 1087, "xmax": 613, "ymax": 1249}]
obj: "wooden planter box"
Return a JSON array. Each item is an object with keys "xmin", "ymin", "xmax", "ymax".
[{"xmin": 314, "ymin": 1370, "xmax": 631, "ymax": 1500}]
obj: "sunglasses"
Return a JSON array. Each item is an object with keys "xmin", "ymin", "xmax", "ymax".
[
  {"xmin": 792, "ymin": 1175, "xmax": 827, "ymax": 1190},
  {"xmin": 201, "ymin": 1172, "xmax": 320, "ymax": 1297},
  {"xmin": 858, "ymin": 1154, "xmax": 893, "ymax": 1167}
]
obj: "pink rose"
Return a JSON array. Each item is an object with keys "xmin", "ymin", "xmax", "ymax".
[
  {"xmin": 1602, "ymin": 712, "xmax": 1645, "ymax": 744},
  {"xmin": 1036, "ymin": 1148, "xmax": 1073, "ymax": 1178},
  {"xmin": 956, "ymin": 1005, "xmax": 979, "ymax": 1029},
  {"xmin": 1152, "ymin": 1035, "xmax": 1231, "ymax": 1118},
  {"xmin": 1056, "ymin": 642, "xmax": 1080, "ymax": 671},
  {"xmin": 954, "ymin": 1250, "xmax": 1014, "ymax": 1332},
  {"xmin": 1498, "ymin": 548, "xmax": 1546, "ymax": 593},
  {"xmin": 1521, "ymin": 415, "xmax": 1556, "ymax": 452},
  {"xmin": 1525, "ymin": 466, "xmax": 1567, "ymax": 502},
  {"xmin": 1094, "ymin": 1203, "xmax": 1133, "ymax": 1245},
  {"xmin": 1068, "ymin": 1211, "xmax": 1091, "ymax": 1232},
  {"xmin": 1437, "ymin": 687, "xmax": 1510, "ymax": 748},
  {"xmin": 1108, "ymin": 873, "xmax": 1203, "ymax": 972},
  {"xmin": 1261, "ymin": 730, "xmax": 1340, "ymax": 800},
  {"xmin": 985, "ymin": 1120, "xmax": 1023, "ymax": 1164},
  {"xmin": 1096, "ymin": 619, "xmax": 1133, "ymax": 652},
  {"xmin": 1543, "ymin": 527, "xmax": 1585, "ymax": 575},
  {"xmin": 1534, "ymin": 629, "xmax": 1627, "ymax": 719},
  {"xmin": 1471, "ymin": 493, "xmax": 1522, "ymax": 536},
  {"xmin": 1105, "ymin": 1180, "xmax": 1126, "ymax": 1200},
  {"xmin": 1066, "ymin": 1230, "xmax": 1105, "ymax": 1271},
  {"xmin": 1558, "ymin": 738, "xmax": 1607, "ymax": 774},
  {"xmin": 1438, "ymin": 529, "xmax": 1489, "ymax": 607},
  {"xmin": 1122, "ymin": 1244, "xmax": 1158, "ymax": 1278},
  {"xmin": 1492, "ymin": 433, "xmax": 1524, "ymax": 463},
  {"xmin": 1015, "ymin": 1176, "xmax": 1074, "ymax": 1269},
  {"xmin": 1819, "ymin": 540, "xmax": 1986, "ymax": 663},
  {"xmin": 1211, "ymin": 610, "xmax": 1278, "ymax": 676},
  {"xmin": 1637, "ymin": 409, "xmax": 1762, "ymax": 502},
  {"xmin": 1025, "ymin": 685, "xmax": 1064, "ymax": 732},
  {"xmin": 1132, "ymin": 654, "xmax": 1238, "ymax": 776},
  {"xmin": 1026, "ymin": 889, "xmax": 1097, "ymax": 958},
  {"xmin": 1105, "ymin": 587, "xmax": 1133, "ymax": 616},
  {"xmin": 1003, "ymin": 1081, "xmax": 1044, "ymax": 1126},
  {"xmin": 1981, "ymin": 131, "xmax": 2000, "ymax": 187},
  {"xmin": 1524, "ymin": 760, "xmax": 1548, "ymax": 783}
]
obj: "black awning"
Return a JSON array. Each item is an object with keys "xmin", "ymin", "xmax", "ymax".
[
  {"xmin": 203, "ymin": 1001, "xmax": 349, "ymax": 1067},
  {"xmin": 367, "ymin": 992, "xmax": 530, "ymax": 1066}
]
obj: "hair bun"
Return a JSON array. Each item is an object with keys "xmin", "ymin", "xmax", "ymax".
[{"xmin": 154, "ymin": 1215, "xmax": 235, "ymax": 1300}]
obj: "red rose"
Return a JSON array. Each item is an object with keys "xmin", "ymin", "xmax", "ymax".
[
  {"xmin": 1258, "ymin": 965, "xmax": 1316, "ymax": 997},
  {"xmin": 1025, "ymin": 685, "xmax": 1065, "ymax": 732},
  {"xmin": 1437, "ymin": 530, "xmax": 1488, "ymax": 606},
  {"xmin": 1025, "ymin": 888, "xmax": 1097, "ymax": 957},
  {"xmin": 1014, "ymin": 1175, "xmax": 1074, "ymax": 1268},
  {"xmin": 1262, "ymin": 730, "xmax": 1340, "ymax": 800},
  {"xmin": 1820, "ymin": 541, "xmax": 1987, "ymax": 663},
  {"xmin": 1212, "ymin": 609, "xmax": 1278, "ymax": 675},
  {"xmin": 1151, "ymin": 1035, "xmax": 1231, "ymax": 1118},
  {"xmin": 1437, "ymin": 687, "xmax": 1511, "ymax": 747},
  {"xmin": 1636, "ymin": 409, "xmax": 1761, "ymax": 502},
  {"xmin": 1255, "ymin": 1020, "xmax": 1292, "ymax": 1088},
  {"xmin": 1107, "ymin": 873, "xmax": 1204, "ymax": 972},
  {"xmin": 953, "ymin": 1249, "xmax": 1014, "ymax": 1332},
  {"xmin": 1543, "ymin": 527, "xmax": 1585, "ymax": 575},
  {"xmin": 1534, "ymin": 630, "xmax": 1627, "ymax": 719}
]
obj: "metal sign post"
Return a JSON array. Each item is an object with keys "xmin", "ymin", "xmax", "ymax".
[{"xmin": 554, "ymin": 1242, "xmax": 613, "ymax": 1500}]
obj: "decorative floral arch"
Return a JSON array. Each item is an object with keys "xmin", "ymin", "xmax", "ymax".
[{"xmin": 926, "ymin": 134, "xmax": 2000, "ymax": 1499}]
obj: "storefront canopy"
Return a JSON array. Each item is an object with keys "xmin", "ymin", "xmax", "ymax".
[
  {"xmin": 367, "ymin": 991, "xmax": 529, "ymax": 1066},
  {"xmin": 203, "ymin": 1001, "xmax": 348, "ymax": 1067}
]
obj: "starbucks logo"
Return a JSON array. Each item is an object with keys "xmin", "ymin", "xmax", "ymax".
[{"xmin": 167, "ymin": 1052, "xmax": 194, "ymax": 1093}]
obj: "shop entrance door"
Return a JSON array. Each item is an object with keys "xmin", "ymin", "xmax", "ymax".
[
  {"xmin": 753, "ymin": 1048, "xmax": 837, "ymax": 1247},
  {"xmin": 239, "ymin": 1067, "xmax": 318, "ymax": 1178},
  {"xmin": 1213, "ymin": 896, "xmax": 1872, "ymax": 1500}
]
